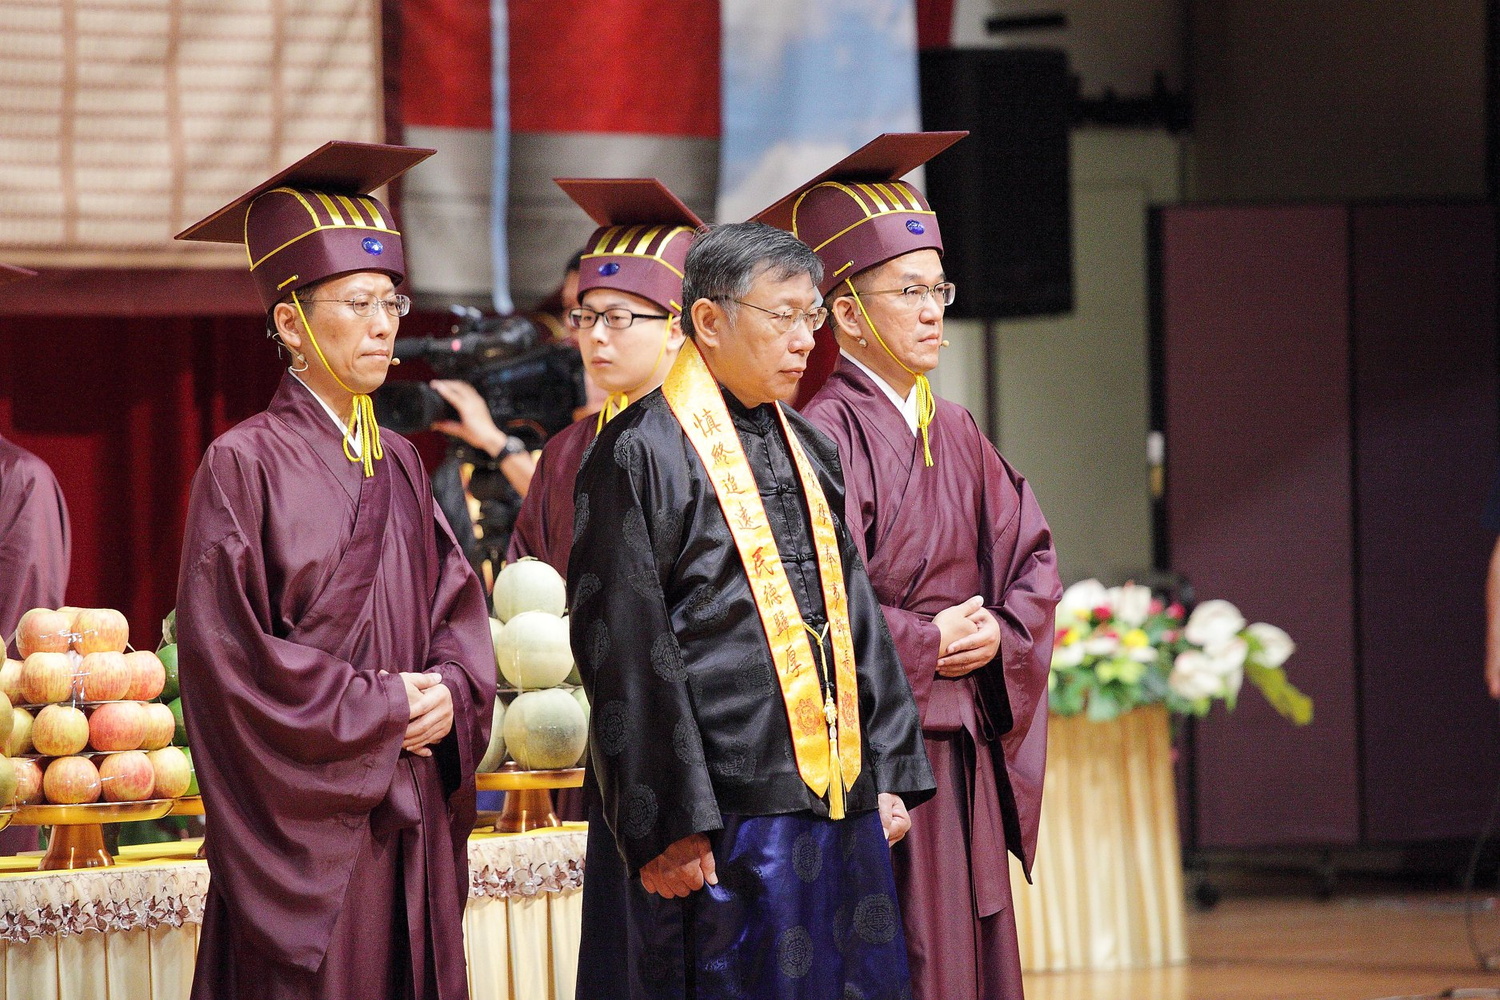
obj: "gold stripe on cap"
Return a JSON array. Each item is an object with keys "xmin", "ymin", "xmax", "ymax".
[
  {"xmin": 358, "ymin": 196, "xmax": 387, "ymax": 228},
  {"xmin": 336, "ymin": 195, "xmax": 366, "ymax": 226},
  {"xmin": 858, "ymin": 183, "xmax": 890, "ymax": 212},
  {"xmin": 805, "ymin": 210, "xmax": 938, "ymax": 255},
  {"xmin": 313, "ymin": 192, "xmax": 346, "ymax": 225},
  {"xmin": 249, "ymin": 223, "xmax": 401, "ymax": 271},
  {"xmin": 633, "ymin": 226, "xmax": 664, "ymax": 254},
  {"xmin": 611, "ymin": 225, "xmax": 645, "ymax": 253}
]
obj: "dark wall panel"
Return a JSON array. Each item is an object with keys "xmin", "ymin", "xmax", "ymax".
[
  {"xmin": 1162, "ymin": 205, "xmax": 1361, "ymax": 848},
  {"xmin": 1352, "ymin": 202, "xmax": 1500, "ymax": 843}
]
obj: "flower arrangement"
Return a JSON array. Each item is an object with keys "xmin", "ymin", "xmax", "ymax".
[{"xmin": 1049, "ymin": 580, "xmax": 1313, "ymax": 724}]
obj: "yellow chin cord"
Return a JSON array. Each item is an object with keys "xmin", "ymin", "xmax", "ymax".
[
  {"xmin": 595, "ymin": 315, "xmax": 675, "ymax": 435},
  {"xmin": 291, "ymin": 290, "xmax": 385, "ymax": 477},
  {"xmin": 846, "ymin": 282, "xmax": 937, "ymax": 467}
]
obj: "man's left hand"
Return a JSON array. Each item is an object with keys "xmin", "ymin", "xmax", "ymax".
[
  {"xmin": 936, "ymin": 606, "xmax": 1000, "ymax": 677},
  {"xmin": 402, "ymin": 673, "xmax": 454, "ymax": 755},
  {"xmin": 878, "ymin": 792, "xmax": 911, "ymax": 846}
]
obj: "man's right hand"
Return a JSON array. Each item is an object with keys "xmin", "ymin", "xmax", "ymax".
[
  {"xmin": 932, "ymin": 596, "xmax": 983, "ymax": 669},
  {"xmin": 396, "ymin": 672, "xmax": 445, "ymax": 757},
  {"xmin": 639, "ymin": 833, "xmax": 717, "ymax": 898}
]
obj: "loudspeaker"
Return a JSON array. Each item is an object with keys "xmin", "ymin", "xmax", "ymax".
[{"xmin": 919, "ymin": 48, "xmax": 1073, "ymax": 319}]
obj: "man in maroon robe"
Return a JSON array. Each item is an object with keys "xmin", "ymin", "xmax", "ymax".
[
  {"xmin": 0, "ymin": 264, "xmax": 70, "ymax": 657},
  {"xmin": 760, "ymin": 134, "xmax": 1062, "ymax": 1000},
  {"xmin": 0, "ymin": 262, "xmax": 65, "ymax": 855},
  {"xmin": 506, "ymin": 178, "xmax": 696, "ymax": 575},
  {"xmin": 173, "ymin": 142, "xmax": 496, "ymax": 1000},
  {"xmin": 507, "ymin": 180, "xmax": 696, "ymax": 836}
]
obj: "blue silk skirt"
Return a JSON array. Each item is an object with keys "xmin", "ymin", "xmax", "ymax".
[{"xmin": 576, "ymin": 808, "xmax": 913, "ymax": 1000}]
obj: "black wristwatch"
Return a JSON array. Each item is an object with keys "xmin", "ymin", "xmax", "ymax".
[{"xmin": 497, "ymin": 435, "xmax": 528, "ymax": 460}]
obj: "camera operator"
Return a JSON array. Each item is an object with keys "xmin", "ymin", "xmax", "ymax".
[{"xmin": 429, "ymin": 378, "xmax": 535, "ymax": 496}]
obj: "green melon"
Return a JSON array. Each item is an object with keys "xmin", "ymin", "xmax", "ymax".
[
  {"xmin": 168, "ymin": 697, "xmax": 187, "ymax": 747},
  {"xmin": 182, "ymin": 747, "xmax": 198, "ymax": 796},
  {"xmin": 477, "ymin": 697, "xmax": 508, "ymax": 773},
  {"xmin": 495, "ymin": 612, "xmax": 574, "ymax": 690},
  {"xmin": 0, "ymin": 692, "xmax": 12, "ymax": 750},
  {"xmin": 158, "ymin": 644, "xmax": 179, "ymax": 702},
  {"xmin": 503, "ymin": 689, "xmax": 587, "ymax": 770},
  {"xmin": 493, "ymin": 558, "xmax": 566, "ymax": 622}
]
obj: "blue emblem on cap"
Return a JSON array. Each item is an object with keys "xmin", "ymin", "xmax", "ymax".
[
  {"xmin": 599, "ymin": 262, "xmax": 620, "ymax": 276},
  {"xmin": 905, "ymin": 220, "xmax": 925, "ymax": 235},
  {"xmin": 362, "ymin": 237, "xmax": 384, "ymax": 255}
]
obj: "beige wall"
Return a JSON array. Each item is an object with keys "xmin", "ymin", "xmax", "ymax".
[
  {"xmin": 931, "ymin": 129, "xmax": 1184, "ymax": 585},
  {"xmin": 1188, "ymin": 1, "xmax": 1487, "ymax": 202}
]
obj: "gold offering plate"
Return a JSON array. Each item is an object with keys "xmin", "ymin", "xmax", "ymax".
[
  {"xmin": 475, "ymin": 768, "xmax": 583, "ymax": 792},
  {"xmin": 14, "ymin": 799, "xmax": 175, "ymax": 826},
  {"xmin": 168, "ymin": 795, "xmax": 204, "ymax": 817}
]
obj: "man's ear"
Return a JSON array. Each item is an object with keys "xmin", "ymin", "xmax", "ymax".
[
  {"xmin": 830, "ymin": 294, "xmax": 862, "ymax": 339},
  {"xmin": 665, "ymin": 314, "xmax": 687, "ymax": 350},
  {"xmin": 273, "ymin": 301, "xmax": 304, "ymax": 353},
  {"xmin": 689, "ymin": 298, "xmax": 723, "ymax": 350}
]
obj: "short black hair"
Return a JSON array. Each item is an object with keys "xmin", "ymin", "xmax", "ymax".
[{"xmin": 679, "ymin": 223, "xmax": 822, "ymax": 340}]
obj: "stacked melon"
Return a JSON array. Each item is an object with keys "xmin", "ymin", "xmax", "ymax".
[
  {"xmin": 1, "ymin": 607, "xmax": 192, "ymax": 808},
  {"xmin": 482, "ymin": 559, "xmax": 588, "ymax": 772}
]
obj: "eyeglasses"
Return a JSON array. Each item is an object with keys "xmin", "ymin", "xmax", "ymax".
[
  {"xmin": 725, "ymin": 299, "xmax": 829, "ymax": 333},
  {"xmin": 302, "ymin": 294, "xmax": 411, "ymax": 318},
  {"xmin": 852, "ymin": 282, "xmax": 957, "ymax": 309},
  {"xmin": 568, "ymin": 307, "xmax": 669, "ymax": 330}
]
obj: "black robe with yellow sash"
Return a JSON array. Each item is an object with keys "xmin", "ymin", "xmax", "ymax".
[{"xmin": 567, "ymin": 384, "xmax": 933, "ymax": 874}]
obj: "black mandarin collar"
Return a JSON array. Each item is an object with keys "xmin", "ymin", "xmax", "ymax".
[{"xmin": 720, "ymin": 385, "xmax": 778, "ymax": 435}]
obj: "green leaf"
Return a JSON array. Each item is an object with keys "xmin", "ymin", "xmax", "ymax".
[
  {"xmin": 1245, "ymin": 662, "xmax": 1314, "ymax": 725},
  {"xmin": 1086, "ymin": 685, "xmax": 1124, "ymax": 722}
]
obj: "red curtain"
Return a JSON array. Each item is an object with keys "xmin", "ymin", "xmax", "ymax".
[{"xmin": 0, "ymin": 315, "xmax": 280, "ymax": 650}]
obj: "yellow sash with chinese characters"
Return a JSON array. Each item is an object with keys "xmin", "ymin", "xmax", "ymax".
[{"xmin": 662, "ymin": 339, "xmax": 861, "ymax": 817}]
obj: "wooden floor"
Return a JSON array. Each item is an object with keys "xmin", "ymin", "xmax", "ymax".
[{"xmin": 1026, "ymin": 892, "xmax": 1500, "ymax": 1000}]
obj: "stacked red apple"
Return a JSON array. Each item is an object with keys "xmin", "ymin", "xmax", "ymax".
[{"xmin": 1, "ymin": 607, "xmax": 192, "ymax": 809}]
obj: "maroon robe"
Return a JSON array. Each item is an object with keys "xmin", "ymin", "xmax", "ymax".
[
  {"xmin": 0, "ymin": 433, "xmax": 71, "ymax": 654},
  {"xmin": 802, "ymin": 358, "xmax": 1060, "ymax": 1000},
  {"xmin": 505, "ymin": 415, "xmax": 596, "ymax": 574},
  {"xmin": 0, "ymin": 433, "xmax": 70, "ymax": 853},
  {"xmin": 176, "ymin": 374, "xmax": 495, "ymax": 1000}
]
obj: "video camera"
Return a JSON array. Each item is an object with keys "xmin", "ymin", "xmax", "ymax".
[{"xmin": 373, "ymin": 306, "xmax": 585, "ymax": 444}]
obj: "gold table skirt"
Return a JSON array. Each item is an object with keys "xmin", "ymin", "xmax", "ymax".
[
  {"xmin": 0, "ymin": 826, "xmax": 587, "ymax": 1000},
  {"xmin": 1011, "ymin": 705, "xmax": 1189, "ymax": 971}
]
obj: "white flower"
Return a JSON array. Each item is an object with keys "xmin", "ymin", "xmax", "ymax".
[
  {"xmin": 1051, "ymin": 642, "xmax": 1085, "ymax": 669},
  {"xmin": 1247, "ymin": 622, "xmax": 1296, "ymax": 668},
  {"xmin": 1083, "ymin": 634, "xmax": 1121, "ymax": 657},
  {"xmin": 1058, "ymin": 579, "xmax": 1108, "ymax": 623},
  {"xmin": 1128, "ymin": 645, "xmax": 1160, "ymax": 664},
  {"xmin": 1202, "ymin": 638, "xmax": 1247, "ymax": 700},
  {"xmin": 1184, "ymin": 600, "xmax": 1247, "ymax": 650},
  {"xmin": 1107, "ymin": 583, "xmax": 1153, "ymax": 628},
  {"xmin": 1169, "ymin": 650, "xmax": 1226, "ymax": 700}
]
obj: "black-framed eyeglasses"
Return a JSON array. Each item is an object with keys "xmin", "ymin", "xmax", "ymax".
[
  {"xmin": 302, "ymin": 294, "xmax": 411, "ymax": 318},
  {"xmin": 568, "ymin": 307, "xmax": 669, "ymax": 330},
  {"xmin": 852, "ymin": 282, "xmax": 957, "ymax": 309},
  {"xmin": 724, "ymin": 298, "xmax": 829, "ymax": 333}
]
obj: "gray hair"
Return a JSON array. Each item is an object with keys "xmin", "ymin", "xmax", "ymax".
[{"xmin": 680, "ymin": 222, "xmax": 823, "ymax": 339}]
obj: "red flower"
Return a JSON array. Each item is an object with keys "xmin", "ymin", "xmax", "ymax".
[
  {"xmin": 1166, "ymin": 602, "xmax": 1186, "ymax": 620},
  {"xmin": 1092, "ymin": 605, "xmax": 1113, "ymax": 624},
  {"xmin": 1149, "ymin": 598, "xmax": 1165, "ymax": 615}
]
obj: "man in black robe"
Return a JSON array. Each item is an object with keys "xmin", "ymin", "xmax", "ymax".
[{"xmin": 568, "ymin": 221, "xmax": 934, "ymax": 1000}]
